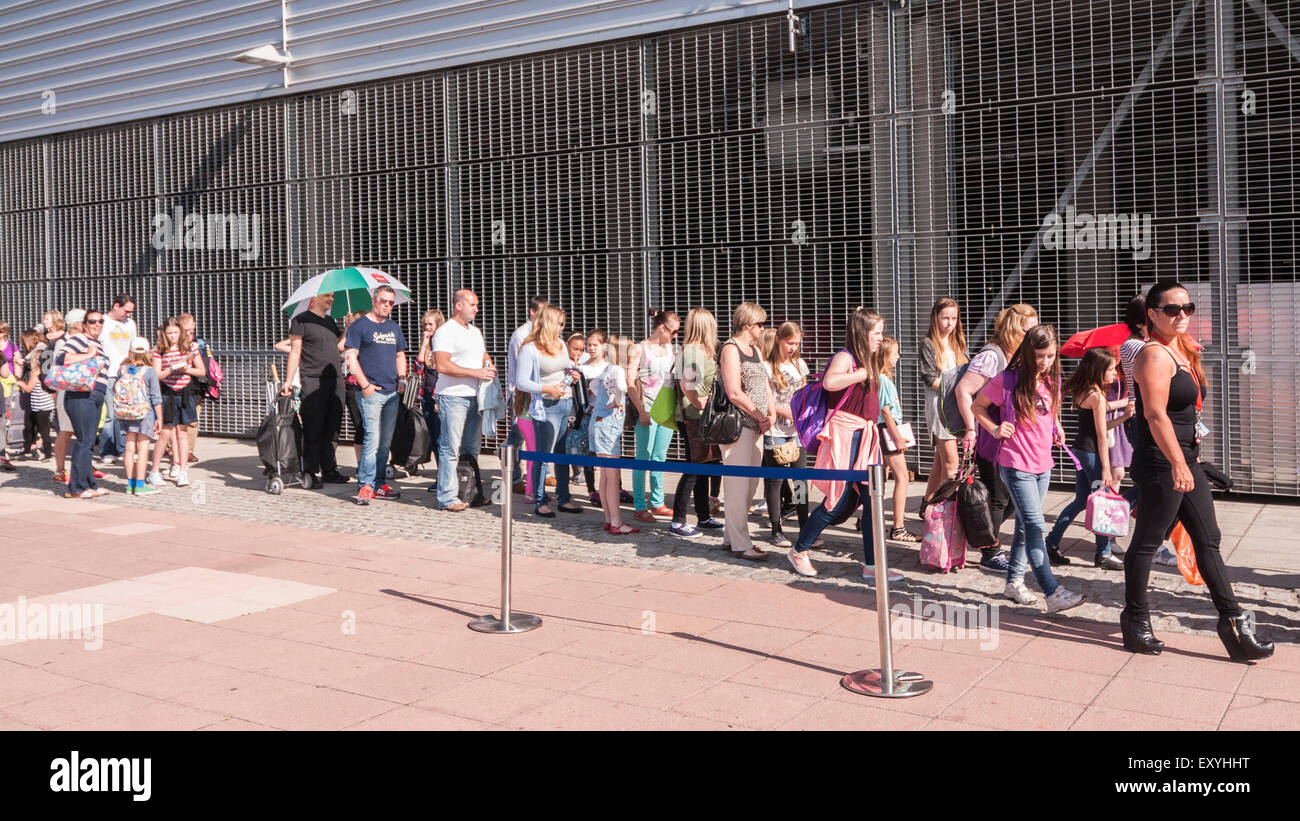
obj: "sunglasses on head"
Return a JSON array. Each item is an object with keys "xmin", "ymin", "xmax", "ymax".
[{"xmin": 1156, "ymin": 302, "xmax": 1196, "ymax": 318}]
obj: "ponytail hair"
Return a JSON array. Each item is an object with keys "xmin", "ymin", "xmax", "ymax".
[{"xmin": 648, "ymin": 308, "xmax": 679, "ymax": 333}]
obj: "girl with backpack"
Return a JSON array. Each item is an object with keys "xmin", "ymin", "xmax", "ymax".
[
  {"xmin": 589, "ymin": 333, "xmax": 638, "ymax": 534},
  {"xmin": 18, "ymin": 329, "xmax": 55, "ymax": 461},
  {"xmin": 147, "ymin": 318, "xmax": 205, "ymax": 487},
  {"xmin": 118, "ymin": 338, "xmax": 163, "ymax": 495},
  {"xmin": 918, "ymin": 298, "xmax": 967, "ymax": 508},
  {"xmin": 787, "ymin": 308, "xmax": 900, "ymax": 581},
  {"xmin": 971, "ymin": 324, "xmax": 1087, "ymax": 612},
  {"xmin": 1043, "ymin": 348, "xmax": 1132, "ymax": 569},
  {"xmin": 761, "ymin": 321, "xmax": 810, "ymax": 546},
  {"xmin": 877, "ymin": 337, "xmax": 918, "ymax": 543},
  {"xmin": 951, "ymin": 303, "xmax": 1040, "ymax": 573}
]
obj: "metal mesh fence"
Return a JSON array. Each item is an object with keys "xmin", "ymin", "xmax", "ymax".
[{"xmin": 1, "ymin": 0, "xmax": 1296, "ymax": 494}]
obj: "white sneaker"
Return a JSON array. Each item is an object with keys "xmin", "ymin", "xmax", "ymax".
[
  {"xmin": 861, "ymin": 563, "xmax": 904, "ymax": 584},
  {"xmin": 787, "ymin": 550, "xmax": 817, "ymax": 577},
  {"xmin": 1044, "ymin": 586, "xmax": 1087, "ymax": 614},
  {"xmin": 175, "ymin": 470, "xmax": 190, "ymax": 487},
  {"xmin": 167, "ymin": 464, "xmax": 179, "ymax": 480},
  {"xmin": 147, "ymin": 471, "xmax": 165, "ymax": 487},
  {"xmin": 1154, "ymin": 543, "xmax": 1178, "ymax": 566},
  {"xmin": 1003, "ymin": 579, "xmax": 1038, "ymax": 605}
]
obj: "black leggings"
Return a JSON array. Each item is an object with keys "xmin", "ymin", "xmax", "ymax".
[
  {"xmin": 1124, "ymin": 459, "xmax": 1241, "ymax": 622},
  {"xmin": 762, "ymin": 448, "xmax": 808, "ymax": 535},
  {"xmin": 976, "ymin": 454, "xmax": 1015, "ymax": 533},
  {"xmin": 672, "ymin": 430, "xmax": 714, "ymax": 524},
  {"xmin": 24, "ymin": 408, "xmax": 53, "ymax": 457}
]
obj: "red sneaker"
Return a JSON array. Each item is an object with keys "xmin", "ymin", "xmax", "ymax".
[
  {"xmin": 354, "ymin": 485, "xmax": 375, "ymax": 505},
  {"xmin": 93, "ymin": 470, "xmax": 107, "ymax": 480},
  {"xmin": 374, "ymin": 484, "xmax": 401, "ymax": 501},
  {"xmin": 52, "ymin": 472, "xmax": 69, "ymax": 483}
]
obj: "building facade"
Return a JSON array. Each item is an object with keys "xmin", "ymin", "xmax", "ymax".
[{"xmin": 1, "ymin": 0, "xmax": 1297, "ymax": 494}]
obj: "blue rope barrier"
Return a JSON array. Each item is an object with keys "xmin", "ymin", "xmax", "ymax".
[{"xmin": 517, "ymin": 450, "xmax": 880, "ymax": 482}]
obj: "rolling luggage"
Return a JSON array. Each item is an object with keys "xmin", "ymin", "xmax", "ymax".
[{"xmin": 257, "ymin": 379, "xmax": 308, "ymax": 495}]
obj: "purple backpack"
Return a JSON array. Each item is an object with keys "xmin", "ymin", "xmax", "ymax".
[{"xmin": 791, "ymin": 349, "xmax": 856, "ymax": 455}]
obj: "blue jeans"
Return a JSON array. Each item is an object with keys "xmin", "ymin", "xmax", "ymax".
[
  {"xmin": 65, "ymin": 389, "xmax": 104, "ymax": 494},
  {"xmin": 95, "ymin": 376, "xmax": 123, "ymax": 458},
  {"xmin": 436, "ymin": 393, "xmax": 481, "ymax": 508},
  {"xmin": 357, "ymin": 390, "xmax": 399, "ymax": 489},
  {"xmin": 531, "ymin": 397, "xmax": 572, "ymax": 508},
  {"xmin": 999, "ymin": 466, "xmax": 1061, "ymax": 596},
  {"xmin": 1046, "ymin": 448, "xmax": 1111, "ymax": 559},
  {"xmin": 794, "ymin": 429, "xmax": 875, "ymax": 565}
]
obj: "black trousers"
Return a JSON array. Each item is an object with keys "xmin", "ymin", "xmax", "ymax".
[
  {"xmin": 1124, "ymin": 459, "xmax": 1241, "ymax": 622},
  {"xmin": 763, "ymin": 448, "xmax": 808, "ymax": 535},
  {"xmin": 672, "ymin": 427, "xmax": 715, "ymax": 524},
  {"xmin": 299, "ymin": 375, "xmax": 344, "ymax": 475},
  {"xmin": 24, "ymin": 408, "xmax": 53, "ymax": 457},
  {"xmin": 976, "ymin": 454, "xmax": 1015, "ymax": 535}
]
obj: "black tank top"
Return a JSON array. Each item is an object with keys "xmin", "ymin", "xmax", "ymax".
[
  {"xmin": 1133, "ymin": 345, "xmax": 1201, "ymax": 468},
  {"xmin": 1073, "ymin": 405, "xmax": 1099, "ymax": 454}
]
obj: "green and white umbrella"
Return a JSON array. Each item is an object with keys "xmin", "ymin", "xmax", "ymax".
[{"xmin": 281, "ymin": 266, "xmax": 412, "ymax": 319}]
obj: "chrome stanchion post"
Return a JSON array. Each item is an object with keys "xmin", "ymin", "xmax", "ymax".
[
  {"xmin": 469, "ymin": 443, "xmax": 542, "ymax": 633},
  {"xmin": 841, "ymin": 464, "xmax": 932, "ymax": 698}
]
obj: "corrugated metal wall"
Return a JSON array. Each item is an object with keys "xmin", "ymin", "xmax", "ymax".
[
  {"xmin": 0, "ymin": 0, "xmax": 831, "ymax": 143},
  {"xmin": 1, "ymin": 0, "xmax": 1297, "ymax": 494}
]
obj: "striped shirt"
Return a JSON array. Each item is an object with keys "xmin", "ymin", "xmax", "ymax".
[
  {"xmin": 28, "ymin": 344, "xmax": 55, "ymax": 411},
  {"xmin": 55, "ymin": 333, "xmax": 109, "ymax": 393},
  {"xmin": 154, "ymin": 343, "xmax": 199, "ymax": 390}
]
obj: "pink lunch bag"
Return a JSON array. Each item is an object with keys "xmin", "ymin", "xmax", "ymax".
[
  {"xmin": 1085, "ymin": 489, "xmax": 1130, "ymax": 538},
  {"xmin": 920, "ymin": 498, "xmax": 967, "ymax": 573}
]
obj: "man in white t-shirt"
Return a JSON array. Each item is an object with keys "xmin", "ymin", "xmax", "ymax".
[
  {"xmin": 505, "ymin": 296, "xmax": 546, "ymax": 492},
  {"xmin": 433, "ymin": 289, "xmax": 497, "ymax": 511},
  {"xmin": 96, "ymin": 294, "xmax": 137, "ymax": 464}
]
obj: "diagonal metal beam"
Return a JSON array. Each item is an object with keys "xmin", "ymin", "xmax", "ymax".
[
  {"xmin": 1244, "ymin": 0, "xmax": 1300, "ymax": 65},
  {"xmin": 972, "ymin": 0, "xmax": 1201, "ymax": 337}
]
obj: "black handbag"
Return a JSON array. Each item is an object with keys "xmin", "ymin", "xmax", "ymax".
[
  {"xmin": 698, "ymin": 342, "xmax": 743, "ymax": 445},
  {"xmin": 954, "ymin": 449, "xmax": 998, "ymax": 549}
]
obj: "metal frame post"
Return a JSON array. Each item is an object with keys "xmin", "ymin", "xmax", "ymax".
[
  {"xmin": 468, "ymin": 443, "xmax": 542, "ymax": 633},
  {"xmin": 841, "ymin": 464, "xmax": 932, "ymax": 698}
]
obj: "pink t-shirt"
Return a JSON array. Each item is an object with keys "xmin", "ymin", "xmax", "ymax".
[{"xmin": 980, "ymin": 372, "xmax": 1058, "ymax": 474}]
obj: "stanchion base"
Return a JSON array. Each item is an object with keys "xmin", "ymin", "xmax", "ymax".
[
  {"xmin": 840, "ymin": 669, "xmax": 933, "ymax": 698},
  {"xmin": 468, "ymin": 613, "xmax": 543, "ymax": 634}
]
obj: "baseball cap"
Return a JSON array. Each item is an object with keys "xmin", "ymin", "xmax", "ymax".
[
  {"xmin": 65, "ymin": 309, "xmax": 86, "ymax": 326},
  {"xmin": 130, "ymin": 337, "xmax": 151, "ymax": 354}
]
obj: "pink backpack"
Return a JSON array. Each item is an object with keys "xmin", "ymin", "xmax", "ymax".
[{"xmin": 920, "ymin": 498, "xmax": 967, "ymax": 573}]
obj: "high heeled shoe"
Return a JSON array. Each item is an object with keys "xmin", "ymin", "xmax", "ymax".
[
  {"xmin": 1217, "ymin": 611, "xmax": 1274, "ymax": 662},
  {"xmin": 1119, "ymin": 610, "xmax": 1164, "ymax": 655}
]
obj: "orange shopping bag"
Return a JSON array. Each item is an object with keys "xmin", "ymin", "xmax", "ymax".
[{"xmin": 1170, "ymin": 523, "xmax": 1203, "ymax": 585}]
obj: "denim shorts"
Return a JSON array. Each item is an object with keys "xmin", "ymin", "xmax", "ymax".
[{"xmin": 589, "ymin": 411, "xmax": 624, "ymax": 456}]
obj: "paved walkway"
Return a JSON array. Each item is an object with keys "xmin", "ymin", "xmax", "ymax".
[{"xmin": 0, "ymin": 439, "xmax": 1294, "ymax": 730}]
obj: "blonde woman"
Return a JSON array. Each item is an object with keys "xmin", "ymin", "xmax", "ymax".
[
  {"xmin": 590, "ymin": 334, "xmax": 638, "ymax": 534},
  {"xmin": 48, "ymin": 310, "xmax": 80, "ymax": 482},
  {"xmin": 669, "ymin": 308, "xmax": 725, "ymax": 538},
  {"xmin": 719, "ymin": 302, "xmax": 775, "ymax": 560},
  {"xmin": 416, "ymin": 308, "xmax": 446, "ymax": 483},
  {"xmin": 515, "ymin": 305, "xmax": 582, "ymax": 517},
  {"xmin": 951, "ymin": 302, "xmax": 1039, "ymax": 574},
  {"xmin": 918, "ymin": 298, "xmax": 968, "ymax": 503}
]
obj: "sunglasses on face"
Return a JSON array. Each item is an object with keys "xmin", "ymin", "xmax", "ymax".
[
  {"xmin": 1156, "ymin": 303, "xmax": 1196, "ymax": 318},
  {"xmin": 85, "ymin": 319, "xmax": 104, "ymax": 325},
  {"xmin": 375, "ymin": 298, "xmax": 395, "ymax": 306}
]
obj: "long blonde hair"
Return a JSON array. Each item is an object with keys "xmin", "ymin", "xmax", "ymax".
[
  {"xmin": 876, "ymin": 337, "xmax": 900, "ymax": 380},
  {"xmin": 681, "ymin": 307, "xmax": 717, "ymax": 359},
  {"xmin": 155, "ymin": 317, "xmax": 192, "ymax": 355},
  {"xmin": 421, "ymin": 309, "xmax": 445, "ymax": 366},
  {"xmin": 989, "ymin": 303, "xmax": 1038, "ymax": 357},
  {"xmin": 765, "ymin": 321, "xmax": 804, "ymax": 391},
  {"xmin": 523, "ymin": 305, "xmax": 565, "ymax": 357}
]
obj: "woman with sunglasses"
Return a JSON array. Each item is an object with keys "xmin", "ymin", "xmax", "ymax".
[
  {"xmin": 629, "ymin": 309, "xmax": 680, "ymax": 523},
  {"xmin": 1121, "ymin": 281, "xmax": 1273, "ymax": 661},
  {"xmin": 57, "ymin": 310, "xmax": 111, "ymax": 498}
]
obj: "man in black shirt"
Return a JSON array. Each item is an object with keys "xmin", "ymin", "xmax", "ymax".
[{"xmin": 282, "ymin": 293, "xmax": 348, "ymax": 487}]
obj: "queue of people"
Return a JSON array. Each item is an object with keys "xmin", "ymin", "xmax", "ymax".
[{"xmin": 0, "ymin": 296, "xmax": 218, "ymax": 498}]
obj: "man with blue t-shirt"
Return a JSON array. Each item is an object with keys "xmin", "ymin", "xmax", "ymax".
[{"xmin": 343, "ymin": 285, "xmax": 408, "ymax": 505}]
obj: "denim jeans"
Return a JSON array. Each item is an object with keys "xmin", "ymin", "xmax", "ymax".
[
  {"xmin": 530, "ymin": 397, "xmax": 572, "ymax": 508},
  {"xmin": 65, "ymin": 389, "xmax": 104, "ymax": 494},
  {"xmin": 999, "ymin": 466, "xmax": 1061, "ymax": 596},
  {"xmin": 95, "ymin": 376, "xmax": 123, "ymax": 458},
  {"xmin": 436, "ymin": 393, "xmax": 481, "ymax": 508},
  {"xmin": 1045, "ymin": 448, "xmax": 1110, "ymax": 559},
  {"xmin": 794, "ymin": 429, "xmax": 875, "ymax": 565},
  {"xmin": 357, "ymin": 390, "xmax": 399, "ymax": 489}
]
